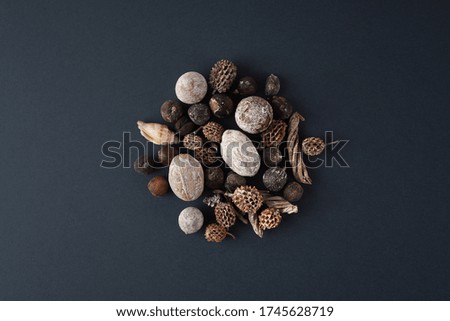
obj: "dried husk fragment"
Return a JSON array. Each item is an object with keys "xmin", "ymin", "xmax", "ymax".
[
  {"xmin": 137, "ymin": 121, "xmax": 178, "ymax": 145},
  {"xmin": 287, "ymin": 113, "xmax": 312, "ymax": 185},
  {"xmin": 260, "ymin": 191, "xmax": 298, "ymax": 214}
]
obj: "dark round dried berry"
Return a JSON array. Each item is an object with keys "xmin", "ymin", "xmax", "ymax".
[
  {"xmin": 236, "ymin": 76, "xmax": 257, "ymax": 95},
  {"xmin": 209, "ymin": 94, "xmax": 234, "ymax": 118},
  {"xmin": 175, "ymin": 116, "xmax": 196, "ymax": 136},
  {"xmin": 265, "ymin": 74, "xmax": 280, "ymax": 96},
  {"xmin": 160, "ymin": 100, "xmax": 184, "ymax": 123},
  {"xmin": 283, "ymin": 181, "xmax": 303, "ymax": 202},
  {"xmin": 205, "ymin": 167, "xmax": 225, "ymax": 190},
  {"xmin": 188, "ymin": 103, "xmax": 210, "ymax": 126},
  {"xmin": 157, "ymin": 145, "xmax": 178, "ymax": 166},
  {"xmin": 262, "ymin": 147, "xmax": 283, "ymax": 167},
  {"xmin": 263, "ymin": 167, "xmax": 288, "ymax": 192},
  {"xmin": 148, "ymin": 176, "xmax": 169, "ymax": 197},
  {"xmin": 134, "ymin": 154, "xmax": 156, "ymax": 175},
  {"xmin": 224, "ymin": 172, "xmax": 246, "ymax": 192},
  {"xmin": 271, "ymin": 96, "xmax": 293, "ymax": 120}
]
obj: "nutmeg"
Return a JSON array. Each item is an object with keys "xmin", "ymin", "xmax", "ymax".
[
  {"xmin": 235, "ymin": 76, "xmax": 257, "ymax": 96},
  {"xmin": 188, "ymin": 103, "xmax": 210, "ymax": 126},
  {"xmin": 160, "ymin": 100, "xmax": 184, "ymax": 123},
  {"xmin": 148, "ymin": 176, "xmax": 169, "ymax": 197},
  {"xmin": 209, "ymin": 94, "xmax": 234, "ymax": 118}
]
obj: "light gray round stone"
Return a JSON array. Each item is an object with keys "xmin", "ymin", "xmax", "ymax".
[
  {"xmin": 235, "ymin": 96, "xmax": 273, "ymax": 134},
  {"xmin": 178, "ymin": 207, "xmax": 204, "ymax": 234},
  {"xmin": 175, "ymin": 71, "xmax": 207, "ymax": 104}
]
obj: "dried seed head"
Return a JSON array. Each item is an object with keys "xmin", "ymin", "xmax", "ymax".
[
  {"xmin": 265, "ymin": 74, "xmax": 280, "ymax": 96},
  {"xmin": 182, "ymin": 133, "xmax": 203, "ymax": 150},
  {"xmin": 203, "ymin": 194, "xmax": 222, "ymax": 207},
  {"xmin": 259, "ymin": 208, "xmax": 282, "ymax": 230},
  {"xmin": 202, "ymin": 121, "xmax": 224, "ymax": 143},
  {"xmin": 261, "ymin": 119, "xmax": 287, "ymax": 147},
  {"xmin": 209, "ymin": 59, "xmax": 237, "ymax": 93},
  {"xmin": 215, "ymin": 202, "xmax": 237, "ymax": 228},
  {"xmin": 194, "ymin": 144, "xmax": 218, "ymax": 166},
  {"xmin": 231, "ymin": 186, "xmax": 263, "ymax": 214},
  {"xmin": 302, "ymin": 137, "xmax": 325, "ymax": 156},
  {"xmin": 204, "ymin": 223, "xmax": 228, "ymax": 242}
]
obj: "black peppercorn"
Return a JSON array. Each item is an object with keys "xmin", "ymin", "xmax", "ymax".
[
  {"xmin": 283, "ymin": 181, "xmax": 303, "ymax": 202},
  {"xmin": 188, "ymin": 103, "xmax": 210, "ymax": 126},
  {"xmin": 157, "ymin": 145, "xmax": 178, "ymax": 166},
  {"xmin": 205, "ymin": 167, "xmax": 225, "ymax": 190},
  {"xmin": 263, "ymin": 167, "xmax": 288, "ymax": 192},
  {"xmin": 160, "ymin": 100, "xmax": 184, "ymax": 123},
  {"xmin": 271, "ymin": 96, "xmax": 293, "ymax": 120},
  {"xmin": 235, "ymin": 76, "xmax": 257, "ymax": 96},
  {"xmin": 175, "ymin": 116, "xmax": 196, "ymax": 136},
  {"xmin": 265, "ymin": 74, "xmax": 280, "ymax": 96},
  {"xmin": 262, "ymin": 147, "xmax": 283, "ymax": 167},
  {"xmin": 209, "ymin": 94, "xmax": 234, "ymax": 118},
  {"xmin": 134, "ymin": 154, "xmax": 156, "ymax": 175},
  {"xmin": 224, "ymin": 172, "xmax": 246, "ymax": 192}
]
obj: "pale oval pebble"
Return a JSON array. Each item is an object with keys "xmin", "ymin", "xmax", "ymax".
[
  {"xmin": 168, "ymin": 154, "xmax": 204, "ymax": 201},
  {"xmin": 220, "ymin": 129, "xmax": 261, "ymax": 177}
]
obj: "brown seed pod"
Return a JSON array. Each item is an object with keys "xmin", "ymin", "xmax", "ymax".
[
  {"xmin": 160, "ymin": 100, "xmax": 184, "ymax": 123},
  {"xmin": 215, "ymin": 202, "xmax": 237, "ymax": 228},
  {"xmin": 235, "ymin": 76, "xmax": 257, "ymax": 96},
  {"xmin": 157, "ymin": 145, "xmax": 178, "ymax": 166},
  {"xmin": 175, "ymin": 116, "xmax": 196, "ymax": 136},
  {"xmin": 261, "ymin": 119, "xmax": 287, "ymax": 147},
  {"xmin": 188, "ymin": 103, "xmax": 210, "ymax": 126},
  {"xmin": 259, "ymin": 208, "xmax": 282, "ymax": 230},
  {"xmin": 302, "ymin": 137, "xmax": 326, "ymax": 156},
  {"xmin": 225, "ymin": 172, "xmax": 246, "ymax": 192},
  {"xmin": 148, "ymin": 176, "xmax": 169, "ymax": 197},
  {"xmin": 182, "ymin": 133, "xmax": 203, "ymax": 150},
  {"xmin": 205, "ymin": 223, "xmax": 233, "ymax": 243},
  {"xmin": 263, "ymin": 167, "xmax": 288, "ymax": 192},
  {"xmin": 271, "ymin": 96, "xmax": 293, "ymax": 120},
  {"xmin": 265, "ymin": 74, "xmax": 280, "ymax": 96},
  {"xmin": 202, "ymin": 121, "xmax": 224, "ymax": 143},
  {"xmin": 209, "ymin": 59, "xmax": 237, "ymax": 93},
  {"xmin": 283, "ymin": 181, "xmax": 304, "ymax": 202},
  {"xmin": 133, "ymin": 154, "xmax": 156, "ymax": 175},
  {"xmin": 229, "ymin": 185, "xmax": 263, "ymax": 214},
  {"xmin": 209, "ymin": 94, "xmax": 234, "ymax": 118},
  {"xmin": 194, "ymin": 143, "xmax": 219, "ymax": 166},
  {"xmin": 205, "ymin": 167, "xmax": 224, "ymax": 189},
  {"xmin": 262, "ymin": 147, "xmax": 283, "ymax": 167}
]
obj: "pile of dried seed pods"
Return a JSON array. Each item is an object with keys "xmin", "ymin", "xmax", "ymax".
[{"xmin": 134, "ymin": 59, "xmax": 332, "ymax": 242}]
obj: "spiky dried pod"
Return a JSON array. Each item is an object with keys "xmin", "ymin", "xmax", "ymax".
[
  {"xmin": 194, "ymin": 144, "xmax": 219, "ymax": 166},
  {"xmin": 205, "ymin": 223, "xmax": 230, "ymax": 243},
  {"xmin": 183, "ymin": 133, "xmax": 203, "ymax": 150},
  {"xmin": 230, "ymin": 186, "xmax": 263, "ymax": 214},
  {"xmin": 261, "ymin": 119, "xmax": 287, "ymax": 147},
  {"xmin": 302, "ymin": 137, "xmax": 326, "ymax": 156},
  {"xmin": 202, "ymin": 121, "xmax": 224, "ymax": 143},
  {"xmin": 209, "ymin": 59, "xmax": 237, "ymax": 93},
  {"xmin": 259, "ymin": 208, "xmax": 282, "ymax": 230},
  {"xmin": 215, "ymin": 202, "xmax": 237, "ymax": 228}
]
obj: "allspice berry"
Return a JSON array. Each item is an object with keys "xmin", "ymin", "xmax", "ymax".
[
  {"xmin": 134, "ymin": 154, "xmax": 155, "ymax": 175},
  {"xmin": 235, "ymin": 76, "xmax": 257, "ymax": 96},
  {"xmin": 175, "ymin": 116, "xmax": 196, "ymax": 136},
  {"xmin": 148, "ymin": 176, "xmax": 169, "ymax": 197},
  {"xmin": 157, "ymin": 145, "xmax": 178, "ymax": 166},
  {"xmin": 175, "ymin": 71, "xmax": 207, "ymax": 104},
  {"xmin": 209, "ymin": 94, "xmax": 234, "ymax": 118},
  {"xmin": 160, "ymin": 100, "xmax": 184, "ymax": 123},
  {"xmin": 225, "ymin": 172, "xmax": 246, "ymax": 192},
  {"xmin": 178, "ymin": 207, "xmax": 204, "ymax": 234},
  {"xmin": 263, "ymin": 147, "xmax": 283, "ymax": 167},
  {"xmin": 205, "ymin": 167, "xmax": 224, "ymax": 190},
  {"xmin": 265, "ymin": 74, "xmax": 280, "ymax": 96},
  {"xmin": 271, "ymin": 96, "xmax": 293, "ymax": 120},
  {"xmin": 188, "ymin": 103, "xmax": 210, "ymax": 126},
  {"xmin": 263, "ymin": 167, "xmax": 288, "ymax": 192},
  {"xmin": 283, "ymin": 181, "xmax": 303, "ymax": 202}
]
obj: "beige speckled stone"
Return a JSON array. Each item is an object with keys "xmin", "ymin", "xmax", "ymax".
[
  {"xmin": 175, "ymin": 72, "xmax": 207, "ymax": 104},
  {"xmin": 168, "ymin": 154, "xmax": 204, "ymax": 201},
  {"xmin": 235, "ymin": 96, "xmax": 273, "ymax": 134}
]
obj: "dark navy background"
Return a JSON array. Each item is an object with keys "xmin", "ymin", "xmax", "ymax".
[{"xmin": 0, "ymin": 0, "xmax": 449, "ymax": 300}]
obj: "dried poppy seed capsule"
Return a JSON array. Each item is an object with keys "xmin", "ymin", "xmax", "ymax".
[
  {"xmin": 271, "ymin": 96, "xmax": 293, "ymax": 120},
  {"xmin": 175, "ymin": 71, "xmax": 207, "ymax": 104},
  {"xmin": 263, "ymin": 147, "xmax": 283, "ymax": 167},
  {"xmin": 148, "ymin": 176, "xmax": 169, "ymax": 197},
  {"xmin": 188, "ymin": 103, "xmax": 210, "ymax": 126},
  {"xmin": 178, "ymin": 207, "xmax": 204, "ymax": 234},
  {"xmin": 235, "ymin": 76, "xmax": 257, "ymax": 96},
  {"xmin": 263, "ymin": 167, "xmax": 287, "ymax": 192},
  {"xmin": 175, "ymin": 116, "xmax": 196, "ymax": 136},
  {"xmin": 183, "ymin": 133, "xmax": 203, "ymax": 150},
  {"xmin": 205, "ymin": 167, "xmax": 224, "ymax": 190},
  {"xmin": 225, "ymin": 172, "xmax": 246, "ymax": 192},
  {"xmin": 259, "ymin": 208, "xmax": 282, "ymax": 230},
  {"xmin": 209, "ymin": 94, "xmax": 234, "ymax": 118},
  {"xmin": 283, "ymin": 181, "xmax": 304, "ymax": 202},
  {"xmin": 133, "ymin": 154, "xmax": 156, "ymax": 175},
  {"xmin": 265, "ymin": 74, "xmax": 280, "ymax": 96},
  {"xmin": 160, "ymin": 100, "xmax": 184, "ymax": 123}
]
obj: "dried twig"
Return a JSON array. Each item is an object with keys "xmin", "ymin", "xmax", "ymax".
[
  {"xmin": 287, "ymin": 112, "xmax": 312, "ymax": 185},
  {"xmin": 260, "ymin": 191, "xmax": 298, "ymax": 214}
]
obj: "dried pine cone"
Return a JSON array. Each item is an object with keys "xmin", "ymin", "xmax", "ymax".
[
  {"xmin": 259, "ymin": 208, "xmax": 282, "ymax": 230},
  {"xmin": 230, "ymin": 186, "xmax": 263, "ymax": 214},
  {"xmin": 194, "ymin": 145, "xmax": 218, "ymax": 166},
  {"xmin": 209, "ymin": 59, "xmax": 237, "ymax": 93},
  {"xmin": 302, "ymin": 137, "xmax": 325, "ymax": 156},
  {"xmin": 261, "ymin": 119, "xmax": 287, "ymax": 147},
  {"xmin": 215, "ymin": 202, "xmax": 237, "ymax": 228},
  {"xmin": 182, "ymin": 133, "xmax": 203, "ymax": 150},
  {"xmin": 205, "ymin": 223, "xmax": 228, "ymax": 243},
  {"xmin": 202, "ymin": 121, "xmax": 224, "ymax": 143}
]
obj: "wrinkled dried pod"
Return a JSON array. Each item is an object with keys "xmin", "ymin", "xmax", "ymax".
[
  {"xmin": 160, "ymin": 100, "xmax": 184, "ymax": 123},
  {"xmin": 265, "ymin": 74, "xmax": 280, "ymax": 96},
  {"xmin": 287, "ymin": 112, "xmax": 312, "ymax": 185},
  {"xmin": 261, "ymin": 119, "xmax": 287, "ymax": 147},
  {"xmin": 261, "ymin": 191, "xmax": 298, "ymax": 214},
  {"xmin": 137, "ymin": 121, "xmax": 178, "ymax": 145},
  {"xmin": 168, "ymin": 154, "xmax": 204, "ymax": 201},
  {"xmin": 235, "ymin": 96, "xmax": 273, "ymax": 134},
  {"xmin": 263, "ymin": 167, "xmax": 288, "ymax": 192},
  {"xmin": 209, "ymin": 59, "xmax": 237, "ymax": 93}
]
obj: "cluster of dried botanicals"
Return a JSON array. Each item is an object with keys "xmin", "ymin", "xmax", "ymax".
[{"xmin": 134, "ymin": 59, "xmax": 333, "ymax": 242}]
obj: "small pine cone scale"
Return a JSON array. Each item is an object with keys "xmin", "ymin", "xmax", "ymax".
[
  {"xmin": 302, "ymin": 137, "xmax": 325, "ymax": 156},
  {"xmin": 259, "ymin": 208, "xmax": 282, "ymax": 230},
  {"xmin": 202, "ymin": 121, "xmax": 224, "ymax": 143},
  {"xmin": 261, "ymin": 119, "xmax": 287, "ymax": 147},
  {"xmin": 215, "ymin": 202, "xmax": 237, "ymax": 228},
  {"xmin": 183, "ymin": 133, "xmax": 203, "ymax": 150},
  {"xmin": 230, "ymin": 186, "xmax": 263, "ymax": 214},
  {"xmin": 205, "ymin": 223, "xmax": 228, "ymax": 242},
  {"xmin": 209, "ymin": 59, "xmax": 237, "ymax": 93}
]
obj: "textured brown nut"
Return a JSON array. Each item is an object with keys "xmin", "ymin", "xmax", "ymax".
[
  {"xmin": 235, "ymin": 96, "xmax": 273, "ymax": 134},
  {"xmin": 231, "ymin": 185, "xmax": 263, "ymax": 214},
  {"xmin": 168, "ymin": 154, "xmax": 204, "ymax": 201},
  {"xmin": 175, "ymin": 116, "xmax": 196, "ymax": 136},
  {"xmin": 259, "ymin": 208, "xmax": 282, "ymax": 230},
  {"xmin": 302, "ymin": 137, "xmax": 326, "ymax": 156},
  {"xmin": 283, "ymin": 181, "xmax": 304, "ymax": 202},
  {"xmin": 209, "ymin": 59, "xmax": 237, "ymax": 93},
  {"xmin": 157, "ymin": 145, "xmax": 178, "ymax": 166},
  {"xmin": 265, "ymin": 74, "xmax": 280, "ymax": 96},
  {"xmin": 225, "ymin": 172, "xmax": 246, "ymax": 192},
  {"xmin": 214, "ymin": 202, "xmax": 237, "ymax": 228},
  {"xmin": 271, "ymin": 96, "xmax": 293, "ymax": 120},
  {"xmin": 160, "ymin": 100, "xmax": 184, "ymax": 123},
  {"xmin": 209, "ymin": 94, "xmax": 234, "ymax": 118},
  {"xmin": 262, "ymin": 147, "xmax": 283, "ymax": 167},
  {"xmin": 263, "ymin": 167, "xmax": 288, "ymax": 192},
  {"xmin": 183, "ymin": 133, "xmax": 203, "ymax": 150},
  {"xmin": 148, "ymin": 176, "xmax": 169, "ymax": 197},
  {"xmin": 235, "ymin": 76, "xmax": 257, "ymax": 95},
  {"xmin": 202, "ymin": 121, "xmax": 224, "ymax": 143},
  {"xmin": 205, "ymin": 167, "xmax": 224, "ymax": 190},
  {"xmin": 194, "ymin": 144, "xmax": 218, "ymax": 166},
  {"xmin": 175, "ymin": 71, "xmax": 207, "ymax": 104},
  {"xmin": 188, "ymin": 103, "xmax": 210, "ymax": 126},
  {"xmin": 204, "ymin": 223, "xmax": 228, "ymax": 242},
  {"xmin": 261, "ymin": 119, "xmax": 287, "ymax": 147},
  {"xmin": 134, "ymin": 154, "xmax": 155, "ymax": 175}
]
